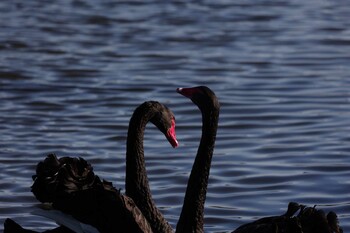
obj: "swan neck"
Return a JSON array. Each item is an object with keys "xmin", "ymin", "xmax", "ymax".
[
  {"xmin": 176, "ymin": 108, "xmax": 219, "ymax": 233},
  {"xmin": 125, "ymin": 104, "xmax": 173, "ymax": 233},
  {"xmin": 125, "ymin": 108, "xmax": 148, "ymax": 202}
]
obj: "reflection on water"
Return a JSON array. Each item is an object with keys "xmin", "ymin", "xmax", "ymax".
[{"xmin": 1, "ymin": 0, "xmax": 350, "ymax": 232}]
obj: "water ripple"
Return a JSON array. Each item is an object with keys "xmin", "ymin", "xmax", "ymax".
[{"xmin": 1, "ymin": 0, "xmax": 350, "ymax": 232}]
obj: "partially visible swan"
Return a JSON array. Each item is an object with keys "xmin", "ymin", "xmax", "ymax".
[
  {"xmin": 232, "ymin": 202, "xmax": 343, "ymax": 233},
  {"xmin": 4, "ymin": 101, "xmax": 178, "ymax": 233}
]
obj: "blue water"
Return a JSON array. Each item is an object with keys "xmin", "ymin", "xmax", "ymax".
[{"xmin": 1, "ymin": 1, "xmax": 350, "ymax": 232}]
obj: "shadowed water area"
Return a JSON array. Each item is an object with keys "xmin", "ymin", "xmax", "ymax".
[{"xmin": 1, "ymin": 0, "xmax": 350, "ymax": 232}]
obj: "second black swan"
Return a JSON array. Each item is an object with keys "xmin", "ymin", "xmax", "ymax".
[{"xmin": 175, "ymin": 86, "xmax": 342, "ymax": 233}]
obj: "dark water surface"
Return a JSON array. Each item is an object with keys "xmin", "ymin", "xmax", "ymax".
[{"xmin": 1, "ymin": 1, "xmax": 350, "ymax": 232}]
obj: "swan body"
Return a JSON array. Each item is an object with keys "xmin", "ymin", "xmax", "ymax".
[{"xmin": 31, "ymin": 154, "xmax": 153, "ymax": 233}]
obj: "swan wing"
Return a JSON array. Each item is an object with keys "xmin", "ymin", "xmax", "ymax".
[{"xmin": 32, "ymin": 208, "xmax": 99, "ymax": 233}]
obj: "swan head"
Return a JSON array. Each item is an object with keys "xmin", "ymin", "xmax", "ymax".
[
  {"xmin": 148, "ymin": 101, "xmax": 179, "ymax": 148},
  {"xmin": 176, "ymin": 86, "xmax": 220, "ymax": 113}
]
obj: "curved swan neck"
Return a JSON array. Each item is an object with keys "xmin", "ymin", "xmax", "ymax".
[
  {"xmin": 125, "ymin": 106, "xmax": 149, "ymax": 198},
  {"xmin": 125, "ymin": 103, "xmax": 173, "ymax": 233},
  {"xmin": 176, "ymin": 108, "xmax": 219, "ymax": 233}
]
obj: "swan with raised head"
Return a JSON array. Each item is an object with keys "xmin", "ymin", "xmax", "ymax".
[{"xmin": 175, "ymin": 86, "xmax": 342, "ymax": 233}]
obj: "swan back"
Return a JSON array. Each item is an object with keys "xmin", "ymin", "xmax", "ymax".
[{"xmin": 32, "ymin": 154, "xmax": 153, "ymax": 233}]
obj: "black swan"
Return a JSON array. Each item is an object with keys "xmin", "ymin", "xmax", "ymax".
[
  {"xmin": 175, "ymin": 86, "xmax": 342, "ymax": 233},
  {"xmin": 4, "ymin": 101, "xmax": 178, "ymax": 233}
]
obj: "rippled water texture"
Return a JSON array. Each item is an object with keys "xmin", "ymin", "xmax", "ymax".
[{"xmin": 1, "ymin": 1, "xmax": 350, "ymax": 232}]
